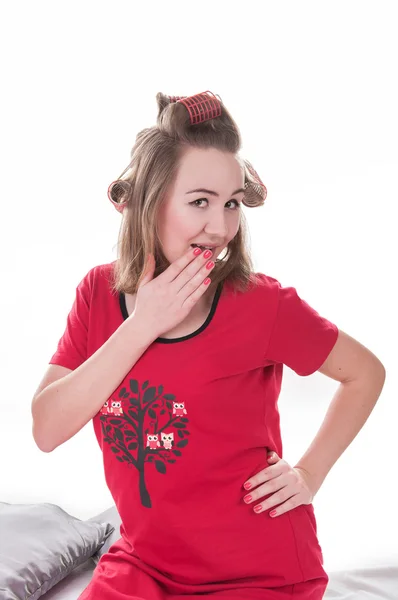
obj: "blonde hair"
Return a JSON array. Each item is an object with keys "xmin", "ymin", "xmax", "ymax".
[{"xmin": 109, "ymin": 92, "xmax": 266, "ymax": 297}]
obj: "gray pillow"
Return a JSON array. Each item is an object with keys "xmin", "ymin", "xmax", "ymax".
[
  {"xmin": 0, "ymin": 502, "xmax": 114, "ymax": 600},
  {"xmin": 88, "ymin": 505, "xmax": 122, "ymax": 562}
]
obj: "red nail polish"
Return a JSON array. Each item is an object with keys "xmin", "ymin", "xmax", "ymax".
[
  {"xmin": 243, "ymin": 482, "xmax": 252, "ymax": 490},
  {"xmin": 270, "ymin": 510, "xmax": 277, "ymax": 517},
  {"xmin": 254, "ymin": 505, "xmax": 262, "ymax": 513},
  {"xmin": 244, "ymin": 495, "xmax": 252, "ymax": 503}
]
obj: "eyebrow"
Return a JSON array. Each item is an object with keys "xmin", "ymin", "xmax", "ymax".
[{"xmin": 185, "ymin": 187, "xmax": 246, "ymax": 197}]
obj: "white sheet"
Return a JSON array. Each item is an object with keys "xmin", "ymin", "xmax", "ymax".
[
  {"xmin": 44, "ymin": 561, "xmax": 398, "ymax": 600},
  {"xmin": 324, "ymin": 564, "xmax": 398, "ymax": 599}
]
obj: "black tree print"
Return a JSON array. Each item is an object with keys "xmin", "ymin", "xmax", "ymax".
[{"xmin": 99, "ymin": 378, "xmax": 190, "ymax": 508}]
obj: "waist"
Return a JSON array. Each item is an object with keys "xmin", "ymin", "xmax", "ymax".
[{"xmin": 119, "ymin": 501, "xmax": 324, "ymax": 586}]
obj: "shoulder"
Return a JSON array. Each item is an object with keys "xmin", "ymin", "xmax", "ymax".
[
  {"xmin": 231, "ymin": 272, "xmax": 306, "ymax": 318},
  {"xmin": 222, "ymin": 272, "xmax": 282, "ymax": 316},
  {"xmin": 85, "ymin": 260, "xmax": 116, "ymax": 279},
  {"xmin": 243, "ymin": 272, "xmax": 283, "ymax": 300},
  {"xmin": 221, "ymin": 271, "xmax": 283, "ymax": 298},
  {"xmin": 249, "ymin": 272, "xmax": 305, "ymax": 305},
  {"xmin": 250, "ymin": 272, "xmax": 281, "ymax": 290},
  {"xmin": 76, "ymin": 260, "xmax": 117, "ymax": 296}
]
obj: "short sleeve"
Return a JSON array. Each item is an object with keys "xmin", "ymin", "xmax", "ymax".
[
  {"xmin": 264, "ymin": 283, "xmax": 339, "ymax": 376},
  {"xmin": 49, "ymin": 269, "xmax": 92, "ymax": 371}
]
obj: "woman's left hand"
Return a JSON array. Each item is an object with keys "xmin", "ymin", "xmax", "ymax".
[{"xmin": 242, "ymin": 452, "xmax": 316, "ymax": 517}]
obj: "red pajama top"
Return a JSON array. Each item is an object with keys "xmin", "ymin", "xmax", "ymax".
[{"xmin": 49, "ymin": 261, "xmax": 339, "ymax": 593}]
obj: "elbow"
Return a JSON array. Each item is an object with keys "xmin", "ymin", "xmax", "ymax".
[
  {"xmin": 371, "ymin": 360, "xmax": 386, "ymax": 385},
  {"xmin": 379, "ymin": 362, "xmax": 386, "ymax": 379},
  {"xmin": 39, "ymin": 445, "xmax": 54, "ymax": 454},
  {"xmin": 31, "ymin": 397, "xmax": 56, "ymax": 453},
  {"xmin": 32, "ymin": 421, "xmax": 56, "ymax": 453}
]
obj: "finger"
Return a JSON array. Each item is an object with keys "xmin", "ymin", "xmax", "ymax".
[
  {"xmin": 156, "ymin": 246, "xmax": 211, "ymax": 285},
  {"xmin": 243, "ymin": 474, "xmax": 287, "ymax": 504},
  {"xmin": 243, "ymin": 462, "xmax": 282, "ymax": 491},
  {"xmin": 253, "ymin": 492, "xmax": 300, "ymax": 515},
  {"xmin": 267, "ymin": 451, "xmax": 279, "ymax": 463},
  {"xmin": 175, "ymin": 250, "xmax": 215, "ymax": 294},
  {"xmin": 267, "ymin": 496, "xmax": 302, "ymax": 518},
  {"xmin": 181, "ymin": 267, "xmax": 215, "ymax": 307}
]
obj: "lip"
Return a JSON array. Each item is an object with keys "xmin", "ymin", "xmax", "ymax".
[{"xmin": 191, "ymin": 245, "xmax": 219, "ymax": 256}]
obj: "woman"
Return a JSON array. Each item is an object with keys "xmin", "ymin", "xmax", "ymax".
[{"xmin": 31, "ymin": 91, "xmax": 386, "ymax": 599}]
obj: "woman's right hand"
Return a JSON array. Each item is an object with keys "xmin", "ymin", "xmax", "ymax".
[{"xmin": 130, "ymin": 247, "xmax": 216, "ymax": 339}]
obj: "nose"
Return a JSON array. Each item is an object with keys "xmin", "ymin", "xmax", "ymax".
[{"xmin": 203, "ymin": 211, "xmax": 229, "ymax": 240}]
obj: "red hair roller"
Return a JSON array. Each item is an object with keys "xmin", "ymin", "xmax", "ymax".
[{"xmin": 177, "ymin": 91, "xmax": 222, "ymax": 125}]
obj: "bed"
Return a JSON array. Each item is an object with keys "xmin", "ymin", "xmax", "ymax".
[
  {"xmin": 1, "ymin": 503, "xmax": 396, "ymax": 600},
  {"xmin": 43, "ymin": 560, "xmax": 398, "ymax": 600}
]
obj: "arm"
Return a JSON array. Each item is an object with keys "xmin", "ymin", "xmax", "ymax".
[
  {"xmin": 31, "ymin": 315, "xmax": 157, "ymax": 453},
  {"xmin": 294, "ymin": 329, "xmax": 386, "ymax": 494}
]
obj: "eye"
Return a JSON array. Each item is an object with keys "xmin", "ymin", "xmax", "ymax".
[
  {"xmin": 226, "ymin": 199, "xmax": 241, "ymax": 209},
  {"xmin": 189, "ymin": 198, "xmax": 241, "ymax": 209}
]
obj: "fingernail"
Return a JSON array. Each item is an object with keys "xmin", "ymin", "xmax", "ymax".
[
  {"xmin": 254, "ymin": 505, "xmax": 263, "ymax": 513},
  {"xmin": 243, "ymin": 482, "xmax": 252, "ymax": 490},
  {"xmin": 243, "ymin": 495, "xmax": 252, "ymax": 503}
]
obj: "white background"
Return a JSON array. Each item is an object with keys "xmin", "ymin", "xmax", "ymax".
[{"xmin": 0, "ymin": 1, "xmax": 396, "ymax": 573}]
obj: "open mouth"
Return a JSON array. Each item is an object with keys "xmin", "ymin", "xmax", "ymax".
[{"xmin": 190, "ymin": 243, "xmax": 217, "ymax": 252}]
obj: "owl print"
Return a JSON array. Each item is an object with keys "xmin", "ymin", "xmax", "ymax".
[
  {"xmin": 147, "ymin": 434, "xmax": 160, "ymax": 449},
  {"xmin": 111, "ymin": 400, "xmax": 123, "ymax": 416},
  {"xmin": 100, "ymin": 400, "xmax": 111, "ymax": 415},
  {"xmin": 161, "ymin": 432, "xmax": 174, "ymax": 449},
  {"xmin": 173, "ymin": 402, "xmax": 187, "ymax": 417}
]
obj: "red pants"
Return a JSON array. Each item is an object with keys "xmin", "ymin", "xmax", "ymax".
[{"xmin": 78, "ymin": 544, "xmax": 328, "ymax": 600}]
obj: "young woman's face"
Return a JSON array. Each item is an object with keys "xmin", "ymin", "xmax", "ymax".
[{"xmin": 158, "ymin": 147, "xmax": 245, "ymax": 264}]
